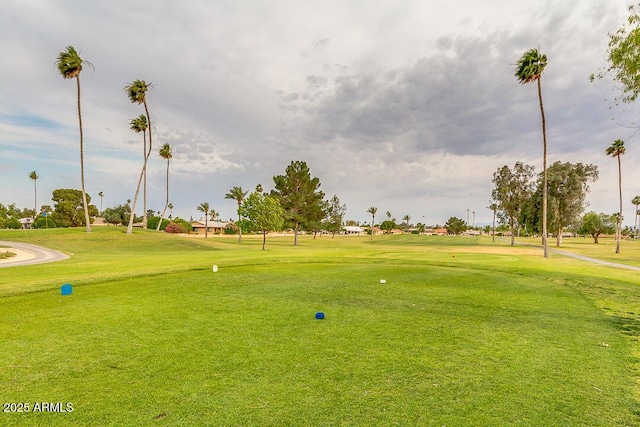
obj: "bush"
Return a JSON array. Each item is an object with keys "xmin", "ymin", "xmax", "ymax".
[
  {"xmin": 147, "ymin": 216, "xmax": 171, "ymax": 231},
  {"xmin": 32, "ymin": 216, "xmax": 57, "ymax": 229},
  {"xmin": 164, "ymin": 222, "xmax": 187, "ymax": 234},
  {"xmin": 172, "ymin": 218, "xmax": 192, "ymax": 233},
  {"xmin": 5, "ymin": 218, "xmax": 21, "ymax": 229}
]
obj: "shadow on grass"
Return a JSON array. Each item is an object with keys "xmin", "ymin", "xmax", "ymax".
[{"xmin": 609, "ymin": 313, "xmax": 640, "ymax": 339}]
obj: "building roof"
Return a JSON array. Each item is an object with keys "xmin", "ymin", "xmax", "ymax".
[{"xmin": 190, "ymin": 220, "xmax": 230, "ymax": 228}]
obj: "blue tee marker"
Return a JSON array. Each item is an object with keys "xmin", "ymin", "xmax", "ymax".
[
  {"xmin": 315, "ymin": 312, "xmax": 325, "ymax": 320},
  {"xmin": 61, "ymin": 283, "xmax": 72, "ymax": 296}
]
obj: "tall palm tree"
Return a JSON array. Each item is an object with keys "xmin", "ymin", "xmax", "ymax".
[
  {"xmin": 156, "ymin": 143, "xmax": 173, "ymax": 231},
  {"xmin": 225, "ymin": 186, "xmax": 248, "ymax": 242},
  {"xmin": 197, "ymin": 202, "xmax": 210, "ymax": 238},
  {"xmin": 125, "ymin": 80, "xmax": 152, "ymax": 234},
  {"xmin": 56, "ymin": 46, "xmax": 93, "ymax": 232},
  {"xmin": 606, "ymin": 139, "xmax": 625, "ymax": 254},
  {"xmin": 488, "ymin": 202, "xmax": 498, "ymax": 243},
  {"xmin": 98, "ymin": 191, "xmax": 104, "ymax": 215},
  {"xmin": 129, "ymin": 114, "xmax": 149, "ymax": 228},
  {"xmin": 515, "ymin": 48, "xmax": 548, "ymax": 257},
  {"xmin": 367, "ymin": 206, "xmax": 377, "ymax": 240},
  {"xmin": 403, "ymin": 214, "xmax": 411, "ymax": 231},
  {"xmin": 632, "ymin": 195, "xmax": 640, "ymax": 238},
  {"xmin": 29, "ymin": 171, "xmax": 38, "ymax": 218}
]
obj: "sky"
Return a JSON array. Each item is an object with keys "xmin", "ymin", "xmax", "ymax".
[{"xmin": 1, "ymin": 0, "xmax": 638, "ymax": 227}]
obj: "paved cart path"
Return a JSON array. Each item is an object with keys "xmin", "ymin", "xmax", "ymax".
[{"xmin": 0, "ymin": 241, "xmax": 70, "ymax": 268}]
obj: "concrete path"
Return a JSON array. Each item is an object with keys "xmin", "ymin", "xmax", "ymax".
[
  {"xmin": 549, "ymin": 248, "xmax": 640, "ymax": 272},
  {"xmin": 0, "ymin": 241, "xmax": 70, "ymax": 268}
]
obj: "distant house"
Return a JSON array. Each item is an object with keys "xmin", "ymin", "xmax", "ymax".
[
  {"xmin": 425, "ymin": 228, "xmax": 448, "ymax": 236},
  {"xmin": 19, "ymin": 217, "xmax": 33, "ymax": 229},
  {"xmin": 190, "ymin": 219, "xmax": 233, "ymax": 235},
  {"xmin": 343, "ymin": 226, "xmax": 365, "ymax": 235}
]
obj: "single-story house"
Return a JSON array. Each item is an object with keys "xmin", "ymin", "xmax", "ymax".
[
  {"xmin": 424, "ymin": 228, "xmax": 448, "ymax": 236},
  {"xmin": 190, "ymin": 220, "xmax": 234, "ymax": 235},
  {"xmin": 343, "ymin": 226, "xmax": 365, "ymax": 235}
]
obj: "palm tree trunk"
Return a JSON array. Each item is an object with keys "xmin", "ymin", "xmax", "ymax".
[
  {"xmin": 126, "ymin": 163, "xmax": 146, "ymax": 234},
  {"xmin": 370, "ymin": 214, "xmax": 375, "ymax": 240},
  {"xmin": 143, "ymin": 101, "xmax": 152, "ymax": 229},
  {"xmin": 237, "ymin": 201, "xmax": 243, "ymax": 243},
  {"xmin": 143, "ymin": 133, "xmax": 147, "ymax": 229},
  {"xmin": 634, "ymin": 203, "xmax": 639, "ymax": 238},
  {"xmin": 156, "ymin": 158, "xmax": 170, "ymax": 231},
  {"xmin": 538, "ymin": 78, "xmax": 548, "ymax": 258},
  {"xmin": 492, "ymin": 209, "xmax": 496, "ymax": 243},
  {"xmin": 77, "ymin": 75, "xmax": 91, "ymax": 232},
  {"xmin": 616, "ymin": 156, "xmax": 622, "ymax": 254},
  {"xmin": 33, "ymin": 178, "xmax": 37, "ymax": 217}
]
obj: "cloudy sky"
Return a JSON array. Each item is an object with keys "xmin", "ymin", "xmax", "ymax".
[{"xmin": 1, "ymin": 0, "xmax": 638, "ymax": 226}]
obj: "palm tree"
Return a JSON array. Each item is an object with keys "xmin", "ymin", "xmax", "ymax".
[
  {"xmin": 606, "ymin": 139, "xmax": 626, "ymax": 254},
  {"xmin": 632, "ymin": 195, "xmax": 640, "ymax": 238},
  {"xmin": 156, "ymin": 143, "xmax": 173, "ymax": 231},
  {"xmin": 225, "ymin": 186, "xmax": 248, "ymax": 242},
  {"xmin": 29, "ymin": 171, "xmax": 38, "ymax": 218},
  {"xmin": 367, "ymin": 206, "xmax": 377, "ymax": 240},
  {"xmin": 125, "ymin": 80, "xmax": 152, "ymax": 234},
  {"xmin": 56, "ymin": 46, "xmax": 93, "ymax": 232},
  {"xmin": 403, "ymin": 214, "xmax": 411, "ymax": 231},
  {"xmin": 98, "ymin": 191, "xmax": 104, "ymax": 215},
  {"xmin": 129, "ymin": 114, "xmax": 149, "ymax": 228},
  {"xmin": 488, "ymin": 202, "xmax": 498, "ymax": 243},
  {"xmin": 515, "ymin": 48, "xmax": 548, "ymax": 257},
  {"xmin": 197, "ymin": 202, "xmax": 210, "ymax": 238}
]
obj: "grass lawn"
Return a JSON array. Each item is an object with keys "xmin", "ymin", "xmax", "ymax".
[{"xmin": 1, "ymin": 229, "xmax": 640, "ymax": 426}]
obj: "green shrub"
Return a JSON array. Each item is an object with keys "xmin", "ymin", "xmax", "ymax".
[
  {"xmin": 32, "ymin": 216, "xmax": 57, "ymax": 229},
  {"xmin": 172, "ymin": 218, "xmax": 192, "ymax": 233},
  {"xmin": 147, "ymin": 216, "xmax": 170, "ymax": 230},
  {"xmin": 5, "ymin": 218, "xmax": 21, "ymax": 229}
]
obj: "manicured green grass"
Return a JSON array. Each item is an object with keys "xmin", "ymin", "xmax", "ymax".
[{"xmin": 1, "ymin": 229, "xmax": 639, "ymax": 426}]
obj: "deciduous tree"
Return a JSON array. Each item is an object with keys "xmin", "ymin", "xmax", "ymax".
[
  {"xmin": 592, "ymin": 5, "xmax": 640, "ymax": 104},
  {"xmin": 579, "ymin": 212, "xmax": 615, "ymax": 244},
  {"xmin": 545, "ymin": 162, "xmax": 598, "ymax": 247},
  {"xmin": 491, "ymin": 162, "xmax": 535, "ymax": 246},
  {"xmin": 323, "ymin": 195, "xmax": 346, "ymax": 238},
  {"xmin": 240, "ymin": 190, "xmax": 284, "ymax": 250}
]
